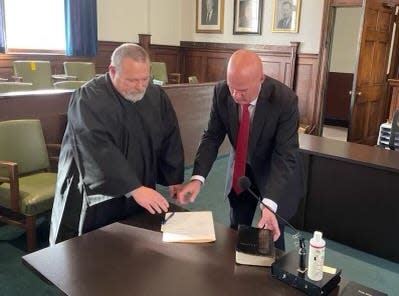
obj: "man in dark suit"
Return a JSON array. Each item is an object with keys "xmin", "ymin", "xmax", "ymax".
[
  {"xmin": 176, "ymin": 49, "xmax": 303, "ymax": 249},
  {"xmin": 201, "ymin": 0, "xmax": 218, "ymax": 25}
]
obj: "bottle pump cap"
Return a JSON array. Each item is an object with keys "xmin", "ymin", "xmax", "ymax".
[{"xmin": 314, "ymin": 231, "xmax": 323, "ymax": 243}]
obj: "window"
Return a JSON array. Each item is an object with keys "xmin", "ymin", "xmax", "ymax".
[{"xmin": 4, "ymin": 0, "xmax": 65, "ymax": 52}]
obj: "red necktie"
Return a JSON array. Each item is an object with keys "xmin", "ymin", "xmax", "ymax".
[{"xmin": 233, "ymin": 104, "xmax": 250, "ymax": 194}]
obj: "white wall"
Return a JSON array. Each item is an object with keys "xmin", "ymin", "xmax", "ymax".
[
  {"xmin": 329, "ymin": 7, "xmax": 362, "ymax": 73},
  {"xmin": 97, "ymin": 0, "xmax": 149, "ymax": 43},
  {"xmin": 98, "ymin": 0, "xmax": 324, "ymax": 53}
]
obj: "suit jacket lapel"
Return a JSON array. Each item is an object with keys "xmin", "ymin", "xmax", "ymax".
[{"xmin": 248, "ymin": 83, "xmax": 272, "ymax": 161}]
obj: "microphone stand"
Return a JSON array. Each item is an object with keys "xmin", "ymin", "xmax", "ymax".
[{"xmin": 239, "ymin": 177, "xmax": 306, "ymax": 272}]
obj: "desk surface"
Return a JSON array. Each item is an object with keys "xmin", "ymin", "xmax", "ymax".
[
  {"xmin": 299, "ymin": 133, "xmax": 399, "ymax": 173},
  {"xmin": 23, "ymin": 210, "xmax": 349, "ymax": 296}
]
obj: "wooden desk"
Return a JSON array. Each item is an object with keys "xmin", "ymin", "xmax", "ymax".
[
  {"xmin": 298, "ymin": 134, "xmax": 399, "ymax": 262},
  {"xmin": 22, "ymin": 208, "xmax": 352, "ymax": 296}
]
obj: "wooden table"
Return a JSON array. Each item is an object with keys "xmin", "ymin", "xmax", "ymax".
[{"xmin": 22, "ymin": 206, "xmax": 354, "ymax": 296}]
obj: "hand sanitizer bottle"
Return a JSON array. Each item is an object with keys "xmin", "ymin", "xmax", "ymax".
[{"xmin": 307, "ymin": 231, "xmax": 325, "ymax": 281}]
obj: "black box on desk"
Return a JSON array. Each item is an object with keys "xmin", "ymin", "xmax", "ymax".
[{"xmin": 271, "ymin": 251, "xmax": 342, "ymax": 296}]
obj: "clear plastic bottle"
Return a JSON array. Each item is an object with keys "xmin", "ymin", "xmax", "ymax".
[{"xmin": 307, "ymin": 231, "xmax": 325, "ymax": 281}]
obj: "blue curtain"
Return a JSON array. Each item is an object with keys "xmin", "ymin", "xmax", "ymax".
[
  {"xmin": 65, "ymin": 0, "xmax": 97, "ymax": 56},
  {"xmin": 0, "ymin": 0, "xmax": 6, "ymax": 53}
]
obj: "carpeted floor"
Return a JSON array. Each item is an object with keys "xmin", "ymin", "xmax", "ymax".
[{"xmin": 1, "ymin": 155, "xmax": 398, "ymax": 295}]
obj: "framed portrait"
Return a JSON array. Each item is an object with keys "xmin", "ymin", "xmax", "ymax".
[
  {"xmin": 272, "ymin": 0, "xmax": 301, "ymax": 33},
  {"xmin": 196, "ymin": 0, "xmax": 224, "ymax": 33},
  {"xmin": 233, "ymin": 0, "xmax": 263, "ymax": 35}
]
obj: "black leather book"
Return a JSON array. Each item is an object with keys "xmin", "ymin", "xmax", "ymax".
[{"xmin": 235, "ymin": 225, "xmax": 275, "ymax": 267}]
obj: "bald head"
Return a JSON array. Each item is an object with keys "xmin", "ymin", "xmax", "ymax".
[{"xmin": 227, "ymin": 50, "xmax": 264, "ymax": 104}]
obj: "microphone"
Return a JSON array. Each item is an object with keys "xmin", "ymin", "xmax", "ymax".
[{"xmin": 238, "ymin": 176, "xmax": 306, "ymax": 272}]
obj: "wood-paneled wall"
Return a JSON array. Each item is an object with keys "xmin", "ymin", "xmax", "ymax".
[
  {"xmin": 178, "ymin": 41, "xmax": 298, "ymax": 88},
  {"xmin": 0, "ymin": 38, "xmax": 320, "ymax": 130},
  {"xmin": 388, "ymin": 79, "xmax": 399, "ymax": 120}
]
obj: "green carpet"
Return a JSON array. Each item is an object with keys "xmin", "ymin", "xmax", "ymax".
[
  {"xmin": 0, "ymin": 155, "xmax": 398, "ymax": 295},
  {"xmin": 0, "ymin": 242, "xmax": 60, "ymax": 295}
]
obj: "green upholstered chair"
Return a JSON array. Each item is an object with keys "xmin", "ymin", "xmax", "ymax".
[
  {"xmin": 150, "ymin": 62, "xmax": 181, "ymax": 85},
  {"xmin": 63, "ymin": 61, "xmax": 96, "ymax": 81},
  {"xmin": 151, "ymin": 62, "xmax": 168, "ymax": 84},
  {"xmin": 53, "ymin": 80, "xmax": 86, "ymax": 90},
  {"xmin": 12, "ymin": 60, "xmax": 54, "ymax": 90},
  {"xmin": 0, "ymin": 82, "xmax": 33, "ymax": 93},
  {"xmin": 0, "ymin": 119, "xmax": 57, "ymax": 252}
]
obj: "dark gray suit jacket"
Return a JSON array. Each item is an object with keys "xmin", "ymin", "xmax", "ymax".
[{"xmin": 192, "ymin": 76, "xmax": 303, "ymax": 219}]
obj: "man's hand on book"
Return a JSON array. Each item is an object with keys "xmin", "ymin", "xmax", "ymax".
[{"xmin": 257, "ymin": 207, "xmax": 280, "ymax": 242}]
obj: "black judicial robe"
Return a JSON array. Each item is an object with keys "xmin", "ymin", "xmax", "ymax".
[{"xmin": 49, "ymin": 74, "xmax": 184, "ymax": 244}]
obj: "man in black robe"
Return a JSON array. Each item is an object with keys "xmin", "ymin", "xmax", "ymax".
[{"xmin": 50, "ymin": 44, "xmax": 184, "ymax": 244}]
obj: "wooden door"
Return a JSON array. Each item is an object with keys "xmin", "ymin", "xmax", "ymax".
[{"xmin": 348, "ymin": 0, "xmax": 398, "ymax": 144}]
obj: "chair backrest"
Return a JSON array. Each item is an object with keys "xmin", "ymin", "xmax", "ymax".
[
  {"xmin": 12, "ymin": 61, "xmax": 53, "ymax": 90},
  {"xmin": 188, "ymin": 76, "xmax": 199, "ymax": 84},
  {"xmin": 0, "ymin": 82, "xmax": 33, "ymax": 93},
  {"xmin": 150, "ymin": 62, "xmax": 168, "ymax": 84},
  {"xmin": 0, "ymin": 119, "xmax": 50, "ymax": 175},
  {"xmin": 63, "ymin": 62, "xmax": 96, "ymax": 81},
  {"xmin": 53, "ymin": 80, "xmax": 86, "ymax": 90}
]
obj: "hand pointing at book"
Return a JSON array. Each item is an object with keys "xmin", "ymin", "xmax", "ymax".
[
  {"xmin": 258, "ymin": 207, "xmax": 281, "ymax": 242},
  {"xmin": 176, "ymin": 180, "xmax": 202, "ymax": 204}
]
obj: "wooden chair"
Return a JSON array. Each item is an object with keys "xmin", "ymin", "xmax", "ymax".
[
  {"xmin": 0, "ymin": 119, "xmax": 57, "ymax": 252},
  {"xmin": 12, "ymin": 61, "xmax": 54, "ymax": 90}
]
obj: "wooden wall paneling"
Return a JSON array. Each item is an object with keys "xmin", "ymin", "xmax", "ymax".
[
  {"xmin": 0, "ymin": 39, "xmax": 320, "ymax": 136},
  {"xmin": 95, "ymin": 41, "xmax": 123, "ymax": 75},
  {"xmin": 0, "ymin": 54, "xmax": 13, "ymax": 79},
  {"xmin": 331, "ymin": 0, "xmax": 363, "ymax": 6},
  {"xmin": 149, "ymin": 45, "xmax": 180, "ymax": 75},
  {"xmin": 205, "ymin": 54, "xmax": 229, "ymax": 82},
  {"xmin": 295, "ymin": 53, "xmax": 320, "ymax": 129},
  {"xmin": 181, "ymin": 53, "xmax": 203, "ymax": 83},
  {"xmin": 179, "ymin": 41, "xmax": 299, "ymax": 87},
  {"xmin": 388, "ymin": 79, "xmax": 399, "ymax": 120}
]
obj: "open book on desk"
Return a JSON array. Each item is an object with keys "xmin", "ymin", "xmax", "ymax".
[{"xmin": 160, "ymin": 211, "xmax": 216, "ymax": 243}]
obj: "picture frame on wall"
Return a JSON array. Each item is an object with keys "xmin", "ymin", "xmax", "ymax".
[
  {"xmin": 272, "ymin": 0, "xmax": 301, "ymax": 33},
  {"xmin": 233, "ymin": 0, "xmax": 263, "ymax": 35},
  {"xmin": 196, "ymin": 0, "xmax": 224, "ymax": 33}
]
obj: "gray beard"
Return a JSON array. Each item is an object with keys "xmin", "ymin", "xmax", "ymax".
[{"xmin": 123, "ymin": 91, "xmax": 145, "ymax": 102}]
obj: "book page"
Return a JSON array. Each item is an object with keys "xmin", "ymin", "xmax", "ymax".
[{"xmin": 161, "ymin": 211, "xmax": 216, "ymax": 243}]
